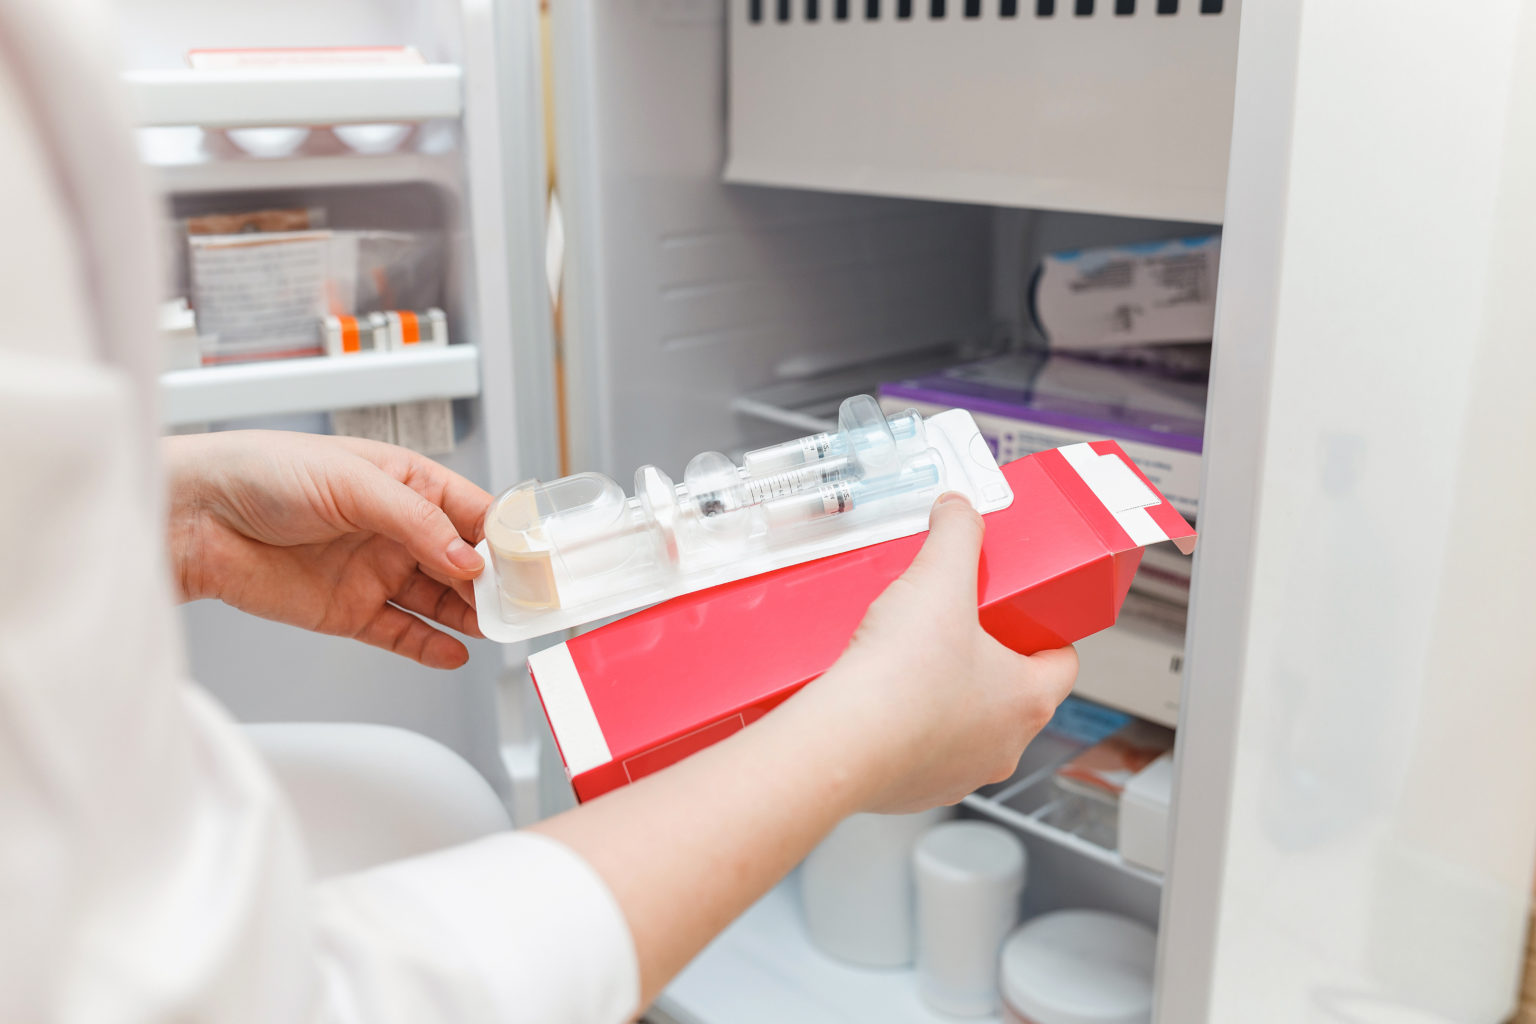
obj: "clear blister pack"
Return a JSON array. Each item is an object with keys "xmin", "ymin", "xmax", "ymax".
[{"xmin": 473, "ymin": 395, "xmax": 1013, "ymax": 643}]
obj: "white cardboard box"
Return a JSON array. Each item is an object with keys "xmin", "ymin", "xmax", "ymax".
[
  {"xmin": 1070, "ymin": 591, "xmax": 1186, "ymax": 729},
  {"xmin": 1033, "ymin": 235, "xmax": 1221, "ymax": 350},
  {"xmin": 1118, "ymin": 752, "xmax": 1176, "ymax": 875}
]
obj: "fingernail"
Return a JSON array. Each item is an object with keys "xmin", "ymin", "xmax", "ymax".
[
  {"xmin": 447, "ymin": 537, "xmax": 483, "ymax": 573},
  {"xmin": 935, "ymin": 491, "xmax": 973, "ymax": 509}
]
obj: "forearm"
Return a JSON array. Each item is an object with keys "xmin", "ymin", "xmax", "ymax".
[{"xmin": 530, "ymin": 674, "xmax": 880, "ymax": 1011}]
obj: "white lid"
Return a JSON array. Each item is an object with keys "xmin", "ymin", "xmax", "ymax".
[
  {"xmin": 999, "ymin": 910, "xmax": 1156, "ymax": 1024},
  {"xmin": 913, "ymin": 821, "xmax": 1027, "ymax": 882}
]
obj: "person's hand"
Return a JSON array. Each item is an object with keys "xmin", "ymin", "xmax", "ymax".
[
  {"xmin": 803, "ymin": 492, "xmax": 1079, "ymax": 814},
  {"xmin": 163, "ymin": 430, "xmax": 493, "ymax": 669}
]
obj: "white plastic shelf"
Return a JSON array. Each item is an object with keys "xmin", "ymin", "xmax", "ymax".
[
  {"xmin": 124, "ymin": 64, "xmax": 463, "ymax": 129},
  {"xmin": 656, "ymin": 883, "xmax": 996, "ymax": 1024},
  {"xmin": 961, "ymin": 792, "xmax": 1162, "ymax": 888},
  {"xmin": 733, "ymin": 343, "xmax": 999, "ymax": 435},
  {"xmin": 160, "ymin": 345, "xmax": 480, "ymax": 427},
  {"xmin": 143, "ymin": 148, "xmax": 459, "ymax": 195}
]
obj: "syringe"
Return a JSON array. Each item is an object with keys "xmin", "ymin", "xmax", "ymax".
[
  {"xmin": 761, "ymin": 452, "xmax": 942, "ymax": 529},
  {"xmin": 741, "ymin": 408, "xmax": 926, "ymax": 476},
  {"xmin": 694, "ymin": 458, "xmax": 855, "ymax": 517}
]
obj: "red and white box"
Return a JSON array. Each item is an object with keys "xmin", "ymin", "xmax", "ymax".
[{"xmin": 528, "ymin": 441, "xmax": 1196, "ymax": 803}]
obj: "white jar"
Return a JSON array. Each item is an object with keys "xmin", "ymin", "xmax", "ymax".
[
  {"xmin": 999, "ymin": 910, "xmax": 1157, "ymax": 1024},
  {"xmin": 798, "ymin": 807, "xmax": 951, "ymax": 967},
  {"xmin": 913, "ymin": 820, "xmax": 1028, "ymax": 1016}
]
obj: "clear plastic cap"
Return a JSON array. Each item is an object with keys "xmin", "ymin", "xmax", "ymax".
[{"xmin": 484, "ymin": 473, "xmax": 628, "ymax": 610}]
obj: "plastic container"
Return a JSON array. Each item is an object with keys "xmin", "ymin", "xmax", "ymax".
[
  {"xmin": 998, "ymin": 910, "xmax": 1157, "ymax": 1024},
  {"xmin": 798, "ymin": 808, "xmax": 951, "ymax": 968},
  {"xmin": 477, "ymin": 394, "xmax": 1014, "ymax": 643},
  {"xmin": 913, "ymin": 821, "xmax": 1027, "ymax": 1017}
]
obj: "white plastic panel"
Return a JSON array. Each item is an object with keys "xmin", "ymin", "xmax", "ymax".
[
  {"xmin": 116, "ymin": 0, "xmax": 465, "ymax": 68},
  {"xmin": 553, "ymin": 0, "xmax": 992, "ymax": 481},
  {"xmin": 124, "ymin": 65, "xmax": 463, "ymax": 128},
  {"xmin": 1160, "ymin": 2, "xmax": 1536, "ymax": 1022},
  {"xmin": 727, "ymin": 0, "xmax": 1240, "ymax": 223},
  {"xmin": 160, "ymin": 345, "xmax": 480, "ymax": 426}
]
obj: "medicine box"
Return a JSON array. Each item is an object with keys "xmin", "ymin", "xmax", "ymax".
[
  {"xmin": 1130, "ymin": 543, "xmax": 1194, "ymax": 608},
  {"xmin": 1071, "ymin": 591, "xmax": 1188, "ymax": 729},
  {"xmin": 527, "ymin": 441, "xmax": 1195, "ymax": 803},
  {"xmin": 879, "ymin": 353, "xmax": 1205, "ymax": 519},
  {"xmin": 1118, "ymin": 753, "xmax": 1176, "ymax": 875},
  {"xmin": 1032, "ymin": 235, "xmax": 1222, "ymax": 350},
  {"xmin": 1055, "ymin": 720, "xmax": 1176, "ymax": 805}
]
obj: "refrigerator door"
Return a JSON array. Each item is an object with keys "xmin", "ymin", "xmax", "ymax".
[
  {"xmin": 461, "ymin": 0, "xmax": 567, "ymax": 822},
  {"xmin": 1160, "ymin": 3, "xmax": 1536, "ymax": 1022},
  {"xmin": 124, "ymin": 0, "xmax": 561, "ymax": 821}
]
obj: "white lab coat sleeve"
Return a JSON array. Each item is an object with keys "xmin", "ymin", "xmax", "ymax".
[
  {"xmin": 0, "ymin": 26, "xmax": 640, "ymax": 1024},
  {"xmin": 0, "ymin": 335, "xmax": 641, "ymax": 1024},
  {"xmin": 313, "ymin": 833, "xmax": 640, "ymax": 1024}
]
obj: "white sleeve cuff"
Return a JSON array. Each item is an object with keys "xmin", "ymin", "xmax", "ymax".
[{"xmin": 312, "ymin": 831, "xmax": 639, "ymax": 1024}]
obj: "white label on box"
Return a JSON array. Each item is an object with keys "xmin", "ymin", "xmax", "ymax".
[
  {"xmin": 393, "ymin": 400, "xmax": 455, "ymax": 456},
  {"xmin": 330, "ymin": 406, "xmax": 396, "ymax": 445},
  {"xmin": 1035, "ymin": 237, "xmax": 1221, "ymax": 350},
  {"xmin": 189, "ymin": 232, "xmax": 333, "ymax": 352},
  {"xmin": 1072, "ymin": 593, "xmax": 1187, "ymax": 729},
  {"xmin": 1064, "ymin": 445, "xmax": 1160, "ymax": 513}
]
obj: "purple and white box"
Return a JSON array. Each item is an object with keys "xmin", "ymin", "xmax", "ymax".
[{"xmin": 879, "ymin": 353, "xmax": 1205, "ymax": 519}]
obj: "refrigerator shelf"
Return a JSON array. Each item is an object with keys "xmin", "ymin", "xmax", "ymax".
[
  {"xmin": 123, "ymin": 64, "xmax": 463, "ymax": 129},
  {"xmin": 160, "ymin": 344, "xmax": 480, "ymax": 427},
  {"xmin": 732, "ymin": 343, "xmax": 998, "ymax": 435},
  {"xmin": 965, "ymin": 714, "xmax": 1165, "ymax": 888},
  {"xmin": 961, "ymin": 790, "xmax": 1162, "ymax": 888},
  {"xmin": 142, "ymin": 144, "xmax": 460, "ymax": 195}
]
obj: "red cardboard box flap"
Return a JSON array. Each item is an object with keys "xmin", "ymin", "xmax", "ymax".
[{"xmin": 529, "ymin": 441, "xmax": 1195, "ymax": 802}]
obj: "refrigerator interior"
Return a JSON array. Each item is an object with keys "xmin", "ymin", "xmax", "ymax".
[
  {"xmin": 106, "ymin": 0, "xmax": 1536, "ymax": 1019},
  {"xmin": 551, "ymin": 2, "xmax": 1220, "ymax": 1017},
  {"xmin": 123, "ymin": 0, "xmax": 1220, "ymax": 992}
]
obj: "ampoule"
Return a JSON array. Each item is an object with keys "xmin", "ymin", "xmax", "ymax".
[
  {"xmin": 761, "ymin": 452, "xmax": 942, "ymax": 530},
  {"xmin": 741, "ymin": 408, "xmax": 926, "ymax": 476}
]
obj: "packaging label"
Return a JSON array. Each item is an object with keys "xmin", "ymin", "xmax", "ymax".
[{"xmin": 1043, "ymin": 696, "xmax": 1133, "ymax": 746}]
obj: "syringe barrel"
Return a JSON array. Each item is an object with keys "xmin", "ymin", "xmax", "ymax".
[
  {"xmin": 740, "ymin": 407, "xmax": 928, "ymax": 478},
  {"xmin": 738, "ymin": 457, "xmax": 854, "ymax": 502},
  {"xmin": 758, "ymin": 450, "xmax": 943, "ymax": 529},
  {"xmin": 741, "ymin": 432, "xmax": 837, "ymax": 475},
  {"xmin": 761, "ymin": 483, "xmax": 855, "ymax": 529},
  {"xmin": 851, "ymin": 452, "xmax": 943, "ymax": 505}
]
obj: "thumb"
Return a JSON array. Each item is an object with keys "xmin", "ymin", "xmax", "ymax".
[
  {"xmin": 1024, "ymin": 643, "xmax": 1080, "ymax": 704},
  {"xmin": 336, "ymin": 463, "xmax": 485, "ymax": 580},
  {"xmin": 901, "ymin": 492, "xmax": 985, "ymax": 600}
]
